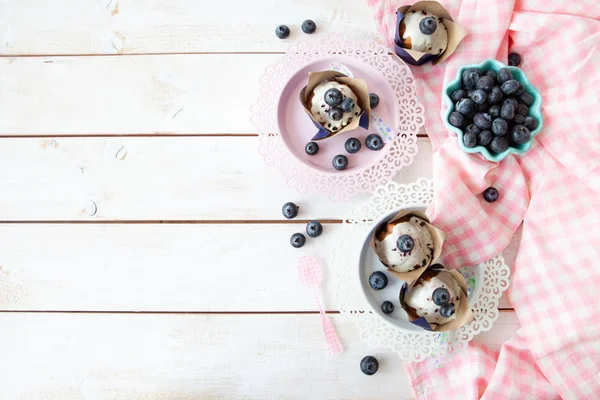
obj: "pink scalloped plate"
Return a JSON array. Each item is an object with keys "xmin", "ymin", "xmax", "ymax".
[
  {"xmin": 251, "ymin": 35, "xmax": 425, "ymax": 201},
  {"xmin": 278, "ymin": 56, "xmax": 397, "ymax": 173}
]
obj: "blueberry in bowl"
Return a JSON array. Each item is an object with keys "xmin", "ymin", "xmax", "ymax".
[{"xmin": 443, "ymin": 59, "xmax": 543, "ymax": 162}]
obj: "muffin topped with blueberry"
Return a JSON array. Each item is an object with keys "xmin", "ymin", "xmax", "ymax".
[
  {"xmin": 309, "ymin": 81, "xmax": 362, "ymax": 134},
  {"xmin": 400, "ymin": 10, "xmax": 448, "ymax": 55}
]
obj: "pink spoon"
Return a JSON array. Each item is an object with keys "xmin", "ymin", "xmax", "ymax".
[{"xmin": 297, "ymin": 255, "xmax": 343, "ymax": 355}]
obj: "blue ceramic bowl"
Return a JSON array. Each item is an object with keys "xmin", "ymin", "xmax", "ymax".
[{"xmin": 443, "ymin": 59, "xmax": 543, "ymax": 162}]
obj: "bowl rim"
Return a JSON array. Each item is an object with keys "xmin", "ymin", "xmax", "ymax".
[{"xmin": 442, "ymin": 59, "xmax": 544, "ymax": 162}]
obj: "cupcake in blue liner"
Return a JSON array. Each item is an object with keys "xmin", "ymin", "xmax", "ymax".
[
  {"xmin": 399, "ymin": 264, "xmax": 473, "ymax": 332},
  {"xmin": 299, "ymin": 70, "xmax": 371, "ymax": 140},
  {"xmin": 395, "ymin": 1, "xmax": 467, "ymax": 66}
]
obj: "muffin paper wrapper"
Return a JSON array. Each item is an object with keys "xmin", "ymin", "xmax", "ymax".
[
  {"xmin": 395, "ymin": 1, "xmax": 467, "ymax": 66},
  {"xmin": 399, "ymin": 264, "xmax": 474, "ymax": 332},
  {"xmin": 369, "ymin": 210, "xmax": 446, "ymax": 283},
  {"xmin": 299, "ymin": 70, "xmax": 371, "ymax": 140}
]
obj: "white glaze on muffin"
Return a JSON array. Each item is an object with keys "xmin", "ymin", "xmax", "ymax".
[
  {"xmin": 401, "ymin": 11, "xmax": 448, "ymax": 55},
  {"xmin": 310, "ymin": 81, "xmax": 361, "ymax": 133},
  {"xmin": 404, "ymin": 270, "xmax": 460, "ymax": 325}
]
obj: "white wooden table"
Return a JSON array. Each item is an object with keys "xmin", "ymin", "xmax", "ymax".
[{"xmin": 0, "ymin": 1, "xmax": 520, "ymax": 398}]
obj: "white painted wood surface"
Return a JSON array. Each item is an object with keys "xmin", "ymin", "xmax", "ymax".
[
  {"xmin": 0, "ymin": 313, "xmax": 519, "ymax": 399},
  {"xmin": 0, "ymin": 0, "xmax": 520, "ymax": 398}
]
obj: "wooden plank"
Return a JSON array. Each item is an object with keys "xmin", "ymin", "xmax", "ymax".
[
  {"xmin": 0, "ymin": 222, "xmax": 512, "ymax": 311},
  {"xmin": 0, "ymin": 312, "xmax": 519, "ymax": 399},
  {"xmin": 0, "ymin": 0, "xmax": 376, "ymax": 55},
  {"xmin": 0, "ymin": 137, "xmax": 432, "ymax": 221}
]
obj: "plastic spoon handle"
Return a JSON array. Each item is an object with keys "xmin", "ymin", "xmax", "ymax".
[{"xmin": 313, "ymin": 289, "xmax": 343, "ymax": 355}]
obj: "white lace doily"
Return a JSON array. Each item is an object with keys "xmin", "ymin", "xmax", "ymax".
[
  {"xmin": 331, "ymin": 178, "xmax": 511, "ymax": 361},
  {"xmin": 250, "ymin": 34, "xmax": 425, "ymax": 201}
]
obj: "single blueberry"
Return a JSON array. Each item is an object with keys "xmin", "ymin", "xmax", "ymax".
[
  {"xmin": 451, "ymin": 89, "xmax": 467, "ymax": 103},
  {"xmin": 381, "ymin": 301, "xmax": 395, "ymax": 314},
  {"xmin": 511, "ymin": 125, "xmax": 531, "ymax": 144},
  {"xmin": 497, "ymin": 68, "xmax": 513, "ymax": 84},
  {"xmin": 487, "ymin": 86, "xmax": 503, "ymax": 104},
  {"xmin": 360, "ymin": 356, "xmax": 379, "ymax": 376},
  {"xmin": 483, "ymin": 187, "xmax": 499, "ymax": 203},
  {"xmin": 419, "ymin": 17, "xmax": 437, "ymax": 35},
  {"xmin": 489, "ymin": 136, "xmax": 509, "ymax": 153},
  {"xmin": 328, "ymin": 107, "xmax": 343, "ymax": 121},
  {"xmin": 476, "ymin": 76, "xmax": 495, "ymax": 92},
  {"xmin": 440, "ymin": 303, "xmax": 455, "ymax": 318},
  {"xmin": 465, "ymin": 124, "xmax": 481, "ymax": 136},
  {"xmin": 462, "ymin": 68, "xmax": 481, "ymax": 89},
  {"xmin": 504, "ymin": 97, "xmax": 518, "ymax": 109},
  {"xmin": 448, "ymin": 111, "xmax": 465, "ymax": 128},
  {"xmin": 455, "ymin": 98, "xmax": 475, "ymax": 116},
  {"xmin": 290, "ymin": 233, "xmax": 306, "ymax": 248},
  {"xmin": 469, "ymin": 89, "xmax": 487, "ymax": 105},
  {"xmin": 519, "ymin": 92, "xmax": 534, "ymax": 106},
  {"xmin": 432, "ymin": 287, "xmax": 450, "ymax": 306},
  {"xmin": 369, "ymin": 271, "xmax": 388, "ymax": 290},
  {"xmin": 474, "ymin": 113, "xmax": 492, "ymax": 129},
  {"xmin": 324, "ymin": 88, "xmax": 343, "ymax": 107},
  {"xmin": 397, "ymin": 234, "xmax": 414, "ymax": 252},
  {"xmin": 306, "ymin": 220, "xmax": 323, "ymax": 238},
  {"xmin": 500, "ymin": 103, "xmax": 516, "ymax": 120},
  {"xmin": 524, "ymin": 116, "xmax": 538, "ymax": 130},
  {"xmin": 365, "ymin": 134, "xmax": 384, "ymax": 151},
  {"xmin": 369, "ymin": 93, "xmax": 380, "ymax": 109},
  {"xmin": 301, "ymin": 19, "xmax": 316, "ymax": 34},
  {"xmin": 492, "ymin": 118, "xmax": 508, "ymax": 136},
  {"xmin": 332, "ymin": 154, "xmax": 348, "ymax": 170},
  {"xmin": 515, "ymin": 83, "xmax": 525, "ymax": 96},
  {"xmin": 501, "ymin": 80, "xmax": 520, "ymax": 95},
  {"xmin": 478, "ymin": 130, "xmax": 493, "ymax": 146},
  {"xmin": 489, "ymin": 105, "xmax": 501, "ymax": 119},
  {"xmin": 516, "ymin": 104, "xmax": 528, "ymax": 116},
  {"xmin": 305, "ymin": 141, "xmax": 319, "ymax": 156},
  {"xmin": 282, "ymin": 202, "xmax": 298, "ymax": 219},
  {"xmin": 345, "ymin": 137, "xmax": 361, "ymax": 154},
  {"xmin": 340, "ymin": 97, "xmax": 355, "ymax": 113},
  {"xmin": 514, "ymin": 114, "xmax": 526, "ymax": 125},
  {"xmin": 508, "ymin": 52, "xmax": 522, "ymax": 67},
  {"xmin": 463, "ymin": 131, "xmax": 477, "ymax": 148},
  {"xmin": 486, "ymin": 70, "xmax": 498, "ymax": 81},
  {"xmin": 275, "ymin": 25, "xmax": 290, "ymax": 39}
]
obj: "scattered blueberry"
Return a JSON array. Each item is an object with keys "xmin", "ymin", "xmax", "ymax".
[
  {"xmin": 478, "ymin": 130, "xmax": 493, "ymax": 146},
  {"xmin": 473, "ymin": 113, "xmax": 492, "ymax": 129},
  {"xmin": 290, "ymin": 233, "xmax": 306, "ymax": 248},
  {"xmin": 329, "ymin": 106, "xmax": 343, "ymax": 121},
  {"xmin": 489, "ymin": 136, "xmax": 509, "ymax": 153},
  {"xmin": 451, "ymin": 89, "xmax": 467, "ymax": 103},
  {"xmin": 305, "ymin": 141, "xmax": 319, "ymax": 156},
  {"xmin": 489, "ymin": 105, "xmax": 501, "ymax": 119},
  {"xmin": 360, "ymin": 356, "xmax": 379, "ymax": 376},
  {"xmin": 516, "ymin": 104, "xmax": 528, "ymax": 116},
  {"xmin": 381, "ymin": 301, "xmax": 395, "ymax": 314},
  {"xmin": 486, "ymin": 70, "xmax": 497, "ymax": 81},
  {"xmin": 439, "ymin": 303, "xmax": 455, "ymax": 318},
  {"xmin": 345, "ymin": 137, "xmax": 361, "ymax": 154},
  {"xmin": 369, "ymin": 271, "xmax": 388, "ymax": 290},
  {"xmin": 497, "ymin": 68, "xmax": 513, "ymax": 84},
  {"xmin": 500, "ymin": 102, "xmax": 516, "ymax": 120},
  {"xmin": 340, "ymin": 98, "xmax": 355, "ymax": 113},
  {"xmin": 282, "ymin": 202, "xmax": 298, "ymax": 219},
  {"xmin": 469, "ymin": 89, "xmax": 487, "ymax": 105},
  {"xmin": 511, "ymin": 124, "xmax": 531, "ymax": 144},
  {"xmin": 432, "ymin": 287, "xmax": 450, "ymax": 306},
  {"xmin": 275, "ymin": 25, "xmax": 290, "ymax": 39},
  {"xmin": 508, "ymin": 52, "xmax": 522, "ymax": 67},
  {"xmin": 492, "ymin": 118, "xmax": 508, "ymax": 136},
  {"xmin": 324, "ymin": 88, "xmax": 343, "ymax": 107},
  {"xmin": 365, "ymin": 134, "xmax": 384, "ymax": 151},
  {"xmin": 462, "ymin": 68, "xmax": 480, "ymax": 89},
  {"xmin": 476, "ymin": 76, "xmax": 494, "ymax": 92},
  {"xmin": 487, "ymin": 86, "xmax": 503, "ymax": 104},
  {"xmin": 483, "ymin": 187, "xmax": 499, "ymax": 203},
  {"xmin": 419, "ymin": 17, "xmax": 437, "ymax": 35},
  {"xmin": 369, "ymin": 93, "xmax": 380, "ymax": 109},
  {"xmin": 513, "ymin": 114, "xmax": 526, "ymax": 125},
  {"xmin": 456, "ymin": 98, "xmax": 475, "ymax": 116},
  {"xmin": 519, "ymin": 92, "xmax": 534, "ymax": 106},
  {"xmin": 501, "ymin": 80, "xmax": 520, "ymax": 95},
  {"xmin": 449, "ymin": 111, "xmax": 465, "ymax": 128},
  {"xmin": 524, "ymin": 116, "xmax": 538, "ymax": 130},
  {"xmin": 397, "ymin": 234, "xmax": 414, "ymax": 252},
  {"xmin": 463, "ymin": 131, "xmax": 477, "ymax": 148},
  {"xmin": 332, "ymin": 154, "xmax": 348, "ymax": 170},
  {"xmin": 306, "ymin": 220, "xmax": 323, "ymax": 238},
  {"xmin": 301, "ymin": 19, "xmax": 317, "ymax": 34}
]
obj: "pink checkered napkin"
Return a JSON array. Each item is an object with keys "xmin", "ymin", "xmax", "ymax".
[{"xmin": 367, "ymin": 0, "xmax": 600, "ymax": 398}]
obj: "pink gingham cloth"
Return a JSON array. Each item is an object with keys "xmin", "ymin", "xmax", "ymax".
[{"xmin": 367, "ymin": 0, "xmax": 600, "ymax": 398}]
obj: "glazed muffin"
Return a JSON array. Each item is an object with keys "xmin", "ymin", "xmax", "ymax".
[
  {"xmin": 403, "ymin": 268, "xmax": 461, "ymax": 325},
  {"xmin": 400, "ymin": 10, "xmax": 448, "ymax": 55},
  {"xmin": 309, "ymin": 81, "xmax": 362, "ymax": 133}
]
